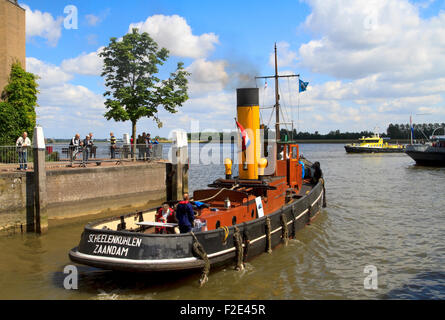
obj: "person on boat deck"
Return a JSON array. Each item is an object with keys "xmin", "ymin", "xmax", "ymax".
[
  {"xmin": 176, "ymin": 193, "xmax": 195, "ymax": 233},
  {"xmin": 310, "ymin": 161, "xmax": 323, "ymax": 184},
  {"xmin": 155, "ymin": 202, "xmax": 176, "ymax": 234},
  {"xmin": 278, "ymin": 145, "xmax": 284, "ymax": 160}
]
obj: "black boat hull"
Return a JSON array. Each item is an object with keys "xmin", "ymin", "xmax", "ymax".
[
  {"xmin": 406, "ymin": 151, "xmax": 445, "ymax": 166},
  {"xmin": 405, "ymin": 144, "xmax": 445, "ymax": 166},
  {"xmin": 345, "ymin": 145, "xmax": 405, "ymax": 153},
  {"xmin": 69, "ymin": 181, "xmax": 324, "ymax": 272}
]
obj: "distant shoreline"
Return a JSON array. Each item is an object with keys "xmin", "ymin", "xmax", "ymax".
[{"xmin": 45, "ymin": 139, "xmax": 412, "ymax": 144}]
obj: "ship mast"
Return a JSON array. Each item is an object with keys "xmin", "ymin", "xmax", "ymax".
[
  {"xmin": 256, "ymin": 43, "xmax": 299, "ymax": 143},
  {"xmin": 274, "ymin": 43, "xmax": 280, "ymax": 142}
]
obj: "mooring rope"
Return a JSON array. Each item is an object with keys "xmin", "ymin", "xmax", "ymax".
[
  {"xmin": 320, "ymin": 177, "xmax": 327, "ymax": 208},
  {"xmin": 195, "ymin": 184, "xmax": 239, "ymax": 203},
  {"xmin": 280, "ymin": 213, "xmax": 289, "ymax": 246},
  {"xmin": 265, "ymin": 216, "xmax": 272, "ymax": 254},
  {"xmin": 307, "ymin": 206, "xmax": 312, "ymax": 225},
  {"xmin": 242, "ymin": 223, "xmax": 250, "ymax": 262},
  {"xmin": 191, "ymin": 231, "xmax": 210, "ymax": 287},
  {"xmin": 233, "ymin": 226, "xmax": 244, "ymax": 271}
]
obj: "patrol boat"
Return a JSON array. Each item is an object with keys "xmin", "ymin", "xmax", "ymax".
[
  {"xmin": 344, "ymin": 133, "xmax": 405, "ymax": 153},
  {"xmin": 69, "ymin": 46, "xmax": 326, "ymax": 284}
]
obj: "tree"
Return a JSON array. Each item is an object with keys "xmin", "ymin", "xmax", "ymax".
[
  {"xmin": 99, "ymin": 28, "xmax": 190, "ymax": 158},
  {"xmin": 0, "ymin": 62, "xmax": 39, "ymax": 145}
]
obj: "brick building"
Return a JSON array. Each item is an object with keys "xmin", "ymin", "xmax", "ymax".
[{"xmin": 0, "ymin": 0, "xmax": 26, "ymax": 95}]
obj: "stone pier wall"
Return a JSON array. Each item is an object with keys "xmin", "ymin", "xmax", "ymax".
[{"xmin": 0, "ymin": 162, "xmax": 168, "ymax": 233}]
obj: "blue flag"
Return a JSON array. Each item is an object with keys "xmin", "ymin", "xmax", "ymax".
[{"xmin": 299, "ymin": 79, "xmax": 308, "ymax": 93}]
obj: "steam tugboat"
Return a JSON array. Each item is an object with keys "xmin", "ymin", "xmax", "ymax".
[{"xmin": 69, "ymin": 45, "xmax": 326, "ymax": 283}]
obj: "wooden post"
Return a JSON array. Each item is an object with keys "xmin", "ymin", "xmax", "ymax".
[
  {"xmin": 32, "ymin": 126, "xmax": 48, "ymax": 233},
  {"xmin": 168, "ymin": 131, "xmax": 189, "ymax": 200}
]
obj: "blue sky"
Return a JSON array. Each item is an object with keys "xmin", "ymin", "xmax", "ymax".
[{"xmin": 22, "ymin": 0, "xmax": 445, "ymax": 139}]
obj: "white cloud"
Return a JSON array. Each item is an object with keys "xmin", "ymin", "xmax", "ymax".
[
  {"xmin": 21, "ymin": 4, "xmax": 63, "ymax": 46},
  {"xmin": 26, "ymin": 57, "xmax": 73, "ymax": 88},
  {"xmin": 60, "ymin": 48, "xmax": 104, "ymax": 76},
  {"xmin": 186, "ymin": 59, "xmax": 229, "ymax": 95},
  {"xmin": 299, "ymin": 0, "xmax": 445, "ymax": 81},
  {"xmin": 37, "ymin": 83, "xmax": 105, "ymax": 111},
  {"xmin": 287, "ymin": 0, "xmax": 445, "ymax": 133},
  {"xmin": 129, "ymin": 15, "xmax": 219, "ymax": 58},
  {"xmin": 26, "ymin": 57, "xmax": 106, "ymax": 135},
  {"xmin": 85, "ymin": 14, "xmax": 100, "ymax": 26},
  {"xmin": 269, "ymin": 42, "xmax": 298, "ymax": 68}
]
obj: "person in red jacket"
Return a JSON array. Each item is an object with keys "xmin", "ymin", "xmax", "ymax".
[{"xmin": 155, "ymin": 202, "xmax": 176, "ymax": 234}]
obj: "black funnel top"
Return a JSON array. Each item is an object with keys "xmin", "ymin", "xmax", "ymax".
[{"xmin": 237, "ymin": 88, "xmax": 259, "ymax": 106}]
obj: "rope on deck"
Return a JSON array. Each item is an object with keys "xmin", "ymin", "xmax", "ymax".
[
  {"xmin": 191, "ymin": 231, "xmax": 210, "ymax": 287},
  {"xmin": 280, "ymin": 213, "xmax": 289, "ymax": 246},
  {"xmin": 195, "ymin": 184, "xmax": 239, "ymax": 202},
  {"xmin": 265, "ymin": 216, "xmax": 272, "ymax": 254},
  {"xmin": 233, "ymin": 226, "xmax": 244, "ymax": 271}
]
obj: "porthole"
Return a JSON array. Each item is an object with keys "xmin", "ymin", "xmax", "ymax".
[
  {"xmin": 216, "ymin": 220, "xmax": 221, "ymax": 229},
  {"xmin": 232, "ymin": 216, "xmax": 237, "ymax": 225}
]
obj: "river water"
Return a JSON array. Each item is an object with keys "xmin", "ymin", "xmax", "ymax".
[{"xmin": 1, "ymin": 143, "xmax": 444, "ymax": 300}]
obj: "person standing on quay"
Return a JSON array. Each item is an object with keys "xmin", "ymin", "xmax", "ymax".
[
  {"xmin": 175, "ymin": 193, "xmax": 195, "ymax": 233},
  {"xmin": 83, "ymin": 135, "xmax": 91, "ymax": 164},
  {"xmin": 88, "ymin": 132, "xmax": 95, "ymax": 158},
  {"xmin": 70, "ymin": 133, "xmax": 82, "ymax": 162},
  {"xmin": 110, "ymin": 132, "xmax": 117, "ymax": 159},
  {"xmin": 16, "ymin": 132, "xmax": 31, "ymax": 170}
]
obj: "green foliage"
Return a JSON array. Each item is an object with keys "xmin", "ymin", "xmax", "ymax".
[
  {"xmin": 47, "ymin": 151, "xmax": 60, "ymax": 162},
  {"xmin": 387, "ymin": 123, "xmax": 445, "ymax": 139},
  {"xmin": 99, "ymin": 29, "xmax": 190, "ymax": 154},
  {"xmin": 281, "ymin": 129, "xmax": 376, "ymax": 140},
  {"xmin": 0, "ymin": 62, "xmax": 39, "ymax": 145}
]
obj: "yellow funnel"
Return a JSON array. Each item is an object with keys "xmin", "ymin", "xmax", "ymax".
[{"xmin": 237, "ymin": 88, "xmax": 260, "ymax": 180}]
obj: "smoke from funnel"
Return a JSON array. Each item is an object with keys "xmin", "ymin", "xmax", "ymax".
[{"xmin": 225, "ymin": 57, "xmax": 260, "ymax": 90}]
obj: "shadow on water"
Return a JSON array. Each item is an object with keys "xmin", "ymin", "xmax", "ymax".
[
  {"xmin": 51, "ymin": 266, "xmax": 206, "ymax": 297},
  {"xmin": 382, "ymin": 271, "xmax": 445, "ymax": 300}
]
